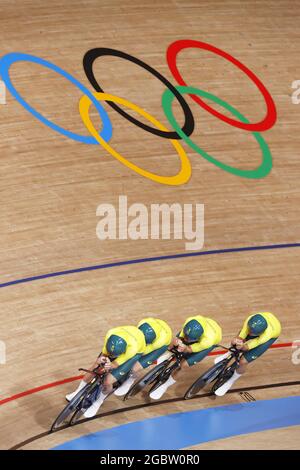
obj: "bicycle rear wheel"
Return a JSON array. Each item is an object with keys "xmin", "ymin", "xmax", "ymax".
[
  {"xmin": 124, "ymin": 362, "xmax": 168, "ymax": 400},
  {"xmin": 148, "ymin": 362, "xmax": 180, "ymax": 395},
  {"xmin": 211, "ymin": 365, "xmax": 236, "ymax": 393},
  {"xmin": 69, "ymin": 408, "xmax": 83, "ymax": 426},
  {"xmin": 184, "ymin": 361, "xmax": 226, "ymax": 399},
  {"xmin": 184, "ymin": 378, "xmax": 206, "ymax": 400}
]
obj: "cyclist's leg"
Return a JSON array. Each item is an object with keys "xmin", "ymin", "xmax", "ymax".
[
  {"xmin": 110, "ymin": 354, "xmax": 143, "ymax": 386},
  {"xmin": 139, "ymin": 346, "xmax": 169, "ymax": 369},
  {"xmin": 115, "ymin": 347, "xmax": 169, "ymax": 396},
  {"xmin": 182, "ymin": 346, "xmax": 216, "ymax": 368},
  {"xmin": 167, "ymin": 345, "xmax": 216, "ymax": 378},
  {"xmin": 150, "ymin": 346, "xmax": 215, "ymax": 400},
  {"xmin": 215, "ymin": 338, "xmax": 278, "ymax": 396},
  {"xmin": 84, "ymin": 354, "xmax": 143, "ymax": 415},
  {"xmin": 66, "ymin": 355, "xmax": 102, "ymax": 402},
  {"xmin": 83, "ymin": 371, "xmax": 116, "ymax": 418}
]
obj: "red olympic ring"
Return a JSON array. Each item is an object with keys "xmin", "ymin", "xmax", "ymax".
[{"xmin": 167, "ymin": 39, "xmax": 277, "ymax": 132}]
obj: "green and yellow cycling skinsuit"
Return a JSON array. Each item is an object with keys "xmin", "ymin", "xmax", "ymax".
[
  {"xmin": 239, "ymin": 312, "xmax": 281, "ymax": 362},
  {"xmin": 137, "ymin": 318, "xmax": 173, "ymax": 368},
  {"xmin": 102, "ymin": 326, "xmax": 146, "ymax": 380},
  {"xmin": 178, "ymin": 315, "xmax": 222, "ymax": 366}
]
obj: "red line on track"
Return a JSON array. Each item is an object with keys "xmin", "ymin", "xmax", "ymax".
[
  {"xmin": 0, "ymin": 375, "xmax": 84, "ymax": 406},
  {"xmin": 0, "ymin": 342, "xmax": 293, "ymax": 407}
]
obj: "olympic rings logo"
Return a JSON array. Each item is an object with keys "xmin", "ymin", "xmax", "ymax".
[{"xmin": 0, "ymin": 39, "xmax": 277, "ymax": 186}]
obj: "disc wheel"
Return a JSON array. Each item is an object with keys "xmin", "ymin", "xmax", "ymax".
[
  {"xmin": 184, "ymin": 378, "xmax": 207, "ymax": 400},
  {"xmin": 184, "ymin": 361, "xmax": 228, "ymax": 399},
  {"xmin": 147, "ymin": 363, "xmax": 178, "ymax": 395},
  {"xmin": 211, "ymin": 366, "xmax": 235, "ymax": 394}
]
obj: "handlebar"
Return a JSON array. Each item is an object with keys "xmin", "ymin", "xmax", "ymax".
[
  {"xmin": 218, "ymin": 344, "xmax": 240, "ymax": 352},
  {"xmin": 78, "ymin": 367, "xmax": 105, "ymax": 377},
  {"xmin": 169, "ymin": 347, "xmax": 185, "ymax": 362},
  {"xmin": 217, "ymin": 344, "xmax": 243, "ymax": 360}
]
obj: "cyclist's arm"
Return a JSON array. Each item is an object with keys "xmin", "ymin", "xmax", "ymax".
[
  {"xmin": 238, "ymin": 316, "xmax": 252, "ymax": 340},
  {"xmin": 190, "ymin": 336, "xmax": 212, "ymax": 353},
  {"xmin": 153, "ymin": 330, "xmax": 171, "ymax": 350},
  {"xmin": 231, "ymin": 337, "xmax": 246, "ymax": 349},
  {"xmin": 239, "ymin": 343, "xmax": 249, "ymax": 351},
  {"xmin": 143, "ymin": 344, "xmax": 154, "ymax": 355},
  {"xmin": 114, "ymin": 343, "xmax": 139, "ymax": 366},
  {"xmin": 167, "ymin": 336, "xmax": 191, "ymax": 353},
  {"xmin": 102, "ymin": 329, "xmax": 112, "ymax": 355},
  {"xmin": 246, "ymin": 330, "xmax": 271, "ymax": 350},
  {"xmin": 231, "ymin": 315, "xmax": 252, "ymax": 346},
  {"xmin": 107, "ymin": 360, "xmax": 120, "ymax": 369},
  {"xmin": 168, "ymin": 333, "xmax": 181, "ymax": 350},
  {"xmin": 97, "ymin": 352, "xmax": 108, "ymax": 364}
]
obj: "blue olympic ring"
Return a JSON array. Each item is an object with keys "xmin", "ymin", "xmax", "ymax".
[{"xmin": 0, "ymin": 52, "xmax": 113, "ymax": 144}]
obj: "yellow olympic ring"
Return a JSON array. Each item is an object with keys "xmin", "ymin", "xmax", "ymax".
[{"xmin": 79, "ymin": 92, "xmax": 191, "ymax": 185}]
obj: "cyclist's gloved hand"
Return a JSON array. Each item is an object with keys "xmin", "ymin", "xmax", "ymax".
[
  {"xmin": 175, "ymin": 338, "xmax": 186, "ymax": 352},
  {"xmin": 104, "ymin": 358, "xmax": 113, "ymax": 371},
  {"xmin": 98, "ymin": 355, "xmax": 108, "ymax": 365},
  {"xmin": 232, "ymin": 338, "xmax": 244, "ymax": 350}
]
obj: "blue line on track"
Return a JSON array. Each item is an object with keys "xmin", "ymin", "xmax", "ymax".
[
  {"xmin": 53, "ymin": 395, "xmax": 300, "ymax": 450},
  {"xmin": 1, "ymin": 243, "xmax": 299, "ymax": 289}
]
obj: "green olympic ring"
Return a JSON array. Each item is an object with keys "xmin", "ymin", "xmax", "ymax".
[{"xmin": 162, "ymin": 85, "xmax": 272, "ymax": 179}]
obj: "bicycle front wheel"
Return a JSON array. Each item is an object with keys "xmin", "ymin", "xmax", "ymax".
[{"xmin": 50, "ymin": 383, "xmax": 90, "ymax": 431}]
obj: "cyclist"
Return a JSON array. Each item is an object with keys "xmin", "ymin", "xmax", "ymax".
[
  {"xmin": 114, "ymin": 317, "xmax": 173, "ymax": 396},
  {"xmin": 66, "ymin": 325, "xmax": 146, "ymax": 417},
  {"xmin": 150, "ymin": 315, "xmax": 222, "ymax": 400},
  {"xmin": 215, "ymin": 312, "xmax": 281, "ymax": 396}
]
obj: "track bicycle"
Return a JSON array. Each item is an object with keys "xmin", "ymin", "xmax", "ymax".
[{"xmin": 184, "ymin": 345, "xmax": 242, "ymax": 399}]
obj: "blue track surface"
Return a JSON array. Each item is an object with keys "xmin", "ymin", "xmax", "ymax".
[{"xmin": 53, "ymin": 395, "xmax": 300, "ymax": 450}]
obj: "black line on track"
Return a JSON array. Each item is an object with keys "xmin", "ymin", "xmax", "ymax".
[{"xmin": 9, "ymin": 380, "xmax": 300, "ymax": 450}]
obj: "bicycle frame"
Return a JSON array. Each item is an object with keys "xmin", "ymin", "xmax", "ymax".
[
  {"xmin": 184, "ymin": 345, "xmax": 242, "ymax": 400},
  {"xmin": 50, "ymin": 366, "xmax": 106, "ymax": 431},
  {"xmin": 220, "ymin": 346, "xmax": 242, "ymax": 366},
  {"xmin": 147, "ymin": 348, "xmax": 184, "ymax": 395},
  {"xmin": 78, "ymin": 366, "xmax": 105, "ymax": 380},
  {"xmin": 212, "ymin": 346, "xmax": 242, "ymax": 376}
]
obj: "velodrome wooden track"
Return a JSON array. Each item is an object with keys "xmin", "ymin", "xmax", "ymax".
[{"xmin": 0, "ymin": 0, "xmax": 300, "ymax": 450}]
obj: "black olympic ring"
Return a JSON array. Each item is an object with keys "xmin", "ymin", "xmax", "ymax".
[{"xmin": 83, "ymin": 48, "xmax": 195, "ymax": 140}]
